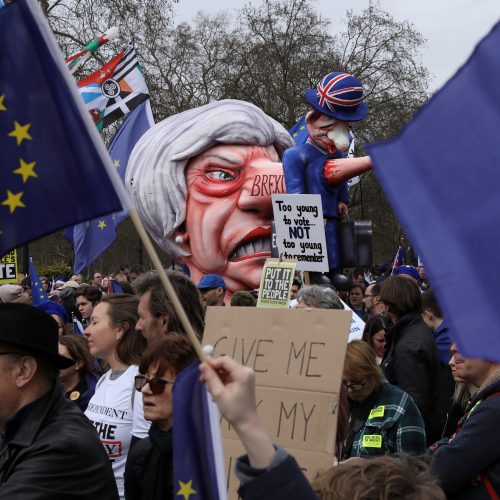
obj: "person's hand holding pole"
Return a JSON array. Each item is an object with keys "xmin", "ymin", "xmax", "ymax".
[{"xmin": 200, "ymin": 356, "xmax": 275, "ymax": 468}]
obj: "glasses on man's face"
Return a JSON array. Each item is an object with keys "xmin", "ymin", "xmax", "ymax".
[
  {"xmin": 342, "ymin": 377, "xmax": 368, "ymax": 392},
  {"xmin": 134, "ymin": 375, "xmax": 174, "ymax": 395}
]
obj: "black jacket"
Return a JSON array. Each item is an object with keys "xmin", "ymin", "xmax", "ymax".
[
  {"xmin": 124, "ymin": 425, "xmax": 173, "ymax": 500},
  {"xmin": 0, "ymin": 382, "xmax": 118, "ymax": 500},
  {"xmin": 382, "ymin": 311, "xmax": 441, "ymax": 442}
]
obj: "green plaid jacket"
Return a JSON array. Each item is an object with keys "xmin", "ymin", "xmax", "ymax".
[{"xmin": 349, "ymin": 381, "xmax": 426, "ymax": 457}]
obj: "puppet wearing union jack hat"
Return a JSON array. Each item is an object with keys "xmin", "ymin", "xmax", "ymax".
[{"xmin": 283, "ymin": 71, "xmax": 372, "ymax": 290}]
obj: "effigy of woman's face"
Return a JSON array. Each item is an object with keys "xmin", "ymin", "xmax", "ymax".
[{"xmin": 182, "ymin": 143, "xmax": 285, "ymax": 293}]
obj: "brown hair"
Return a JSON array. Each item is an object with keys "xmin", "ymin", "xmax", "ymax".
[
  {"xmin": 101, "ymin": 294, "xmax": 146, "ymax": 365},
  {"xmin": 344, "ymin": 340, "xmax": 383, "ymax": 382},
  {"xmin": 139, "ymin": 333, "xmax": 197, "ymax": 377},
  {"xmin": 59, "ymin": 334, "xmax": 99, "ymax": 375},
  {"xmin": 422, "ymin": 289, "xmax": 443, "ymax": 319},
  {"xmin": 362, "ymin": 315, "xmax": 389, "ymax": 346},
  {"xmin": 311, "ymin": 454, "xmax": 445, "ymax": 499},
  {"xmin": 75, "ymin": 285, "xmax": 102, "ymax": 305},
  {"xmin": 133, "ymin": 271, "xmax": 205, "ymax": 339},
  {"xmin": 379, "ymin": 276, "xmax": 421, "ymax": 320}
]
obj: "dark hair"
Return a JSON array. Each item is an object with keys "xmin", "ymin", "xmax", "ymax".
[
  {"xmin": 311, "ymin": 454, "xmax": 445, "ymax": 499},
  {"xmin": 370, "ymin": 282, "xmax": 381, "ymax": 297},
  {"xmin": 379, "ymin": 276, "xmax": 421, "ymax": 320},
  {"xmin": 139, "ymin": 333, "xmax": 197, "ymax": 377},
  {"xmin": 118, "ymin": 280, "xmax": 134, "ymax": 295},
  {"xmin": 59, "ymin": 334, "xmax": 99, "ymax": 375},
  {"xmin": 100, "ymin": 294, "xmax": 146, "ymax": 365},
  {"xmin": 230, "ymin": 291, "xmax": 257, "ymax": 307},
  {"xmin": 75, "ymin": 285, "xmax": 102, "ymax": 305},
  {"xmin": 292, "ymin": 279, "xmax": 301, "ymax": 288},
  {"xmin": 133, "ymin": 271, "xmax": 205, "ymax": 339},
  {"xmin": 362, "ymin": 315, "xmax": 390, "ymax": 345},
  {"xmin": 421, "ymin": 290, "xmax": 443, "ymax": 319},
  {"xmin": 352, "ymin": 268, "xmax": 365, "ymax": 278}
]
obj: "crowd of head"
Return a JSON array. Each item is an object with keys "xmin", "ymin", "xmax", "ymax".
[{"xmin": 0, "ymin": 260, "xmax": 498, "ymax": 499}]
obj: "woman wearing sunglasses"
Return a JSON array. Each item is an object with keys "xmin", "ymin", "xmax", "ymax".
[
  {"xmin": 84, "ymin": 294, "xmax": 149, "ymax": 500},
  {"xmin": 124, "ymin": 333, "xmax": 197, "ymax": 500},
  {"xmin": 339, "ymin": 340, "xmax": 426, "ymax": 460}
]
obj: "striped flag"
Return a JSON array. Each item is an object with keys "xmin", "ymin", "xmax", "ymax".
[
  {"xmin": 66, "ymin": 26, "xmax": 119, "ymax": 75},
  {"xmin": 77, "ymin": 42, "xmax": 149, "ymax": 131}
]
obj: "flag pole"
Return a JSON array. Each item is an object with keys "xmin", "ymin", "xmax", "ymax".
[{"xmin": 128, "ymin": 209, "xmax": 206, "ymax": 361}]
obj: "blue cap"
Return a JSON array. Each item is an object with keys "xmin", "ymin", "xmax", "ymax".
[
  {"xmin": 198, "ymin": 274, "xmax": 226, "ymax": 290},
  {"xmin": 394, "ymin": 266, "xmax": 420, "ymax": 280}
]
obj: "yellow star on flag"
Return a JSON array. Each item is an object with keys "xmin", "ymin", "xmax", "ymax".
[
  {"xmin": 177, "ymin": 480, "xmax": 197, "ymax": 500},
  {"xmin": 299, "ymin": 125, "xmax": 305, "ymax": 130},
  {"xmin": 8, "ymin": 121, "xmax": 32, "ymax": 146},
  {"xmin": 13, "ymin": 159, "xmax": 37, "ymax": 183},
  {"xmin": 292, "ymin": 132, "xmax": 298, "ymax": 137},
  {"xmin": 0, "ymin": 95, "xmax": 6, "ymax": 112},
  {"xmin": 97, "ymin": 220, "xmax": 107, "ymax": 230},
  {"xmin": 113, "ymin": 159, "xmax": 120, "ymax": 168},
  {"xmin": 1, "ymin": 190, "xmax": 26, "ymax": 214}
]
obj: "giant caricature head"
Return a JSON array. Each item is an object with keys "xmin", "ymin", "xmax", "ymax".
[{"xmin": 126, "ymin": 100, "xmax": 293, "ymax": 295}]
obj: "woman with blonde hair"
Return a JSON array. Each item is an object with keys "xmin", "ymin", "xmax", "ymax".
[{"xmin": 339, "ymin": 340, "xmax": 426, "ymax": 459}]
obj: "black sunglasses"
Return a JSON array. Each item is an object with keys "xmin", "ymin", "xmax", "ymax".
[
  {"xmin": 134, "ymin": 374, "xmax": 174, "ymax": 395},
  {"xmin": 342, "ymin": 377, "xmax": 368, "ymax": 392}
]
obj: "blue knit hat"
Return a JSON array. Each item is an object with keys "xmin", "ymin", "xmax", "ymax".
[
  {"xmin": 35, "ymin": 300, "xmax": 69, "ymax": 324},
  {"xmin": 305, "ymin": 71, "xmax": 368, "ymax": 122}
]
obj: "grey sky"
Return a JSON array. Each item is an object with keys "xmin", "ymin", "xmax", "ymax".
[{"xmin": 174, "ymin": 0, "xmax": 500, "ymax": 91}]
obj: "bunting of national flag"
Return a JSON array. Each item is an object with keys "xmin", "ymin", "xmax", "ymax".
[
  {"xmin": 65, "ymin": 100, "xmax": 154, "ymax": 273},
  {"xmin": 0, "ymin": 0, "xmax": 125, "ymax": 259},
  {"xmin": 66, "ymin": 26, "xmax": 119, "ymax": 75},
  {"xmin": 77, "ymin": 42, "xmax": 149, "ymax": 131},
  {"xmin": 367, "ymin": 20, "xmax": 500, "ymax": 360},
  {"xmin": 173, "ymin": 362, "xmax": 227, "ymax": 500},
  {"xmin": 29, "ymin": 259, "xmax": 49, "ymax": 305}
]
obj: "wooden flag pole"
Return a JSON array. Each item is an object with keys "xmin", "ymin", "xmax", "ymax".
[{"xmin": 129, "ymin": 208, "xmax": 206, "ymax": 361}]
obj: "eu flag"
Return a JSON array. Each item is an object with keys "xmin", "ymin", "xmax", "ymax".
[
  {"xmin": 0, "ymin": 0, "xmax": 124, "ymax": 258},
  {"xmin": 29, "ymin": 259, "xmax": 49, "ymax": 305},
  {"xmin": 65, "ymin": 101, "xmax": 154, "ymax": 273},
  {"xmin": 289, "ymin": 117, "xmax": 308, "ymax": 145},
  {"xmin": 367, "ymin": 20, "xmax": 500, "ymax": 360},
  {"xmin": 173, "ymin": 362, "xmax": 227, "ymax": 500}
]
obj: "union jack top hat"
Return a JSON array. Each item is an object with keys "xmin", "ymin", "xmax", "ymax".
[{"xmin": 305, "ymin": 71, "xmax": 368, "ymax": 122}]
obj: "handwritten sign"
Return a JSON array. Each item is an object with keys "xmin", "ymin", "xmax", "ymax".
[
  {"xmin": 272, "ymin": 194, "xmax": 328, "ymax": 272},
  {"xmin": 257, "ymin": 259, "xmax": 296, "ymax": 308},
  {"xmin": 0, "ymin": 250, "xmax": 18, "ymax": 284},
  {"xmin": 203, "ymin": 307, "xmax": 351, "ymax": 499}
]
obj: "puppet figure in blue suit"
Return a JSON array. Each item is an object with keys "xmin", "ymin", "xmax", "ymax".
[{"xmin": 283, "ymin": 72, "xmax": 371, "ymax": 289}]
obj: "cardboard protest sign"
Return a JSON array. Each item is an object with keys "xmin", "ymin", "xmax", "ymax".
[
  {"xmin": 272, "ymin": 194, "xmax": 328, "ymax": 272},
  {"xmin": 0, "ymin": 250, "xmax": 18, "ymax": 284},
  {"xmin": 203, "ymin": 307, "xmax": 351, "ymax": 499},
  {"xmin": 257, "ymin": 258, "xmax": 296, "ymax": 308}
]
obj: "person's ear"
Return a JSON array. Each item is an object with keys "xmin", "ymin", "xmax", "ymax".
[
  {"xmin": 15, "ymin": 356, "xmax": 38, "ymax": 388},
  {"xmin": 74, "ymin": 359, "xmax": 83, "ymax": 371},
  {"xmin": 172, "ymin": 224, "xmax": 190, "ymax": 255},
  {"xmin": 373, "ymin": 295, "xmax": 380, "ymax": 305}
]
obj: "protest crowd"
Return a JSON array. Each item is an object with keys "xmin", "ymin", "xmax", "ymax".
[
  {"xmin": 1, "ymin": 0, "xmax": 499, "ymax": 498},
  {"xmin": 1, "ymin": 262, "xmax": 498, "ymax": 499}
]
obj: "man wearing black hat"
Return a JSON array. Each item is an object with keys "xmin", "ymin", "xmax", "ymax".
[{"xmin": 0, "ymin": 303, "xmax": 118, "ymax": 499}]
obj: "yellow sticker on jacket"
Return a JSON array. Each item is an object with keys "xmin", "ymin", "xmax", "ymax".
[
  {"xmin": 368, "ymin": 406, "xmax": 385, "ymax": 419},
  {"xmin": 362, "ymin": 434, "xmax": 382, "ymax": 448}
]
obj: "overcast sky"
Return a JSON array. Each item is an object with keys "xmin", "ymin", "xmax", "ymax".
[{"xmin": 174, "ymin": 0, "xmax": 500, "ymax": 91}]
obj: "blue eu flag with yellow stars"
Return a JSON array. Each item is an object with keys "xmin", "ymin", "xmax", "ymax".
[
  {"xmin": 29, "ymin": 259, "xmax": 49, "ymax": 305},
  {"xmin": 368, "ymin": 19, "xmax": 500, "ymax": 360},
  {"xmin": 0, "ymin": 0, "xmax": 124, "ymax": 258},
  {"xmin": 289, "ymin": 117, "xmax": 308, "ymax": 145},
  {"xmin": 173, "ymin": 362, "xmax": 227, "ymax": 500},
  {"xmin": 65, "ymin": 100, "xmax": 154, "ymax": 273}
]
